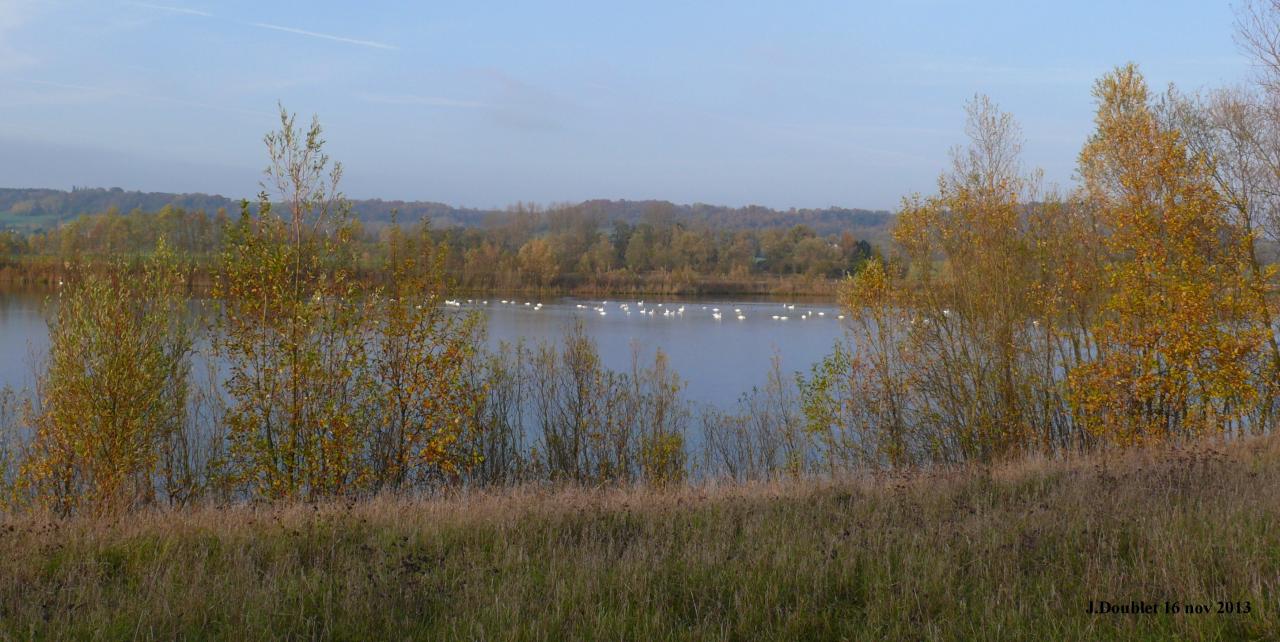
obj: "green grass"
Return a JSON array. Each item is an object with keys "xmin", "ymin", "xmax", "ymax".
[{"xmin": 2, "ymin": 438, "xmax": 1280, "ymax": 640}]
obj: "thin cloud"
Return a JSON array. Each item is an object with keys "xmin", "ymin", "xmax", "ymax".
[
  {"xmin": 474, "ymin": 68, "xmax": 570, "ymax": 132},
  {"xmin": 126, "ymin": 91, "xmax": 271, "ymax": 117},
  {"xmin": 359, "ymin": 93, "xmax": 487, "ymax": 109},
  {"xmin": 5, "ymin": 78, "xmax": 111, "ymax": 107},
  {"xmin": 894, "ymin": 58, "xmax": 1098, "ymax": 87},
  {"xmin": 126, "ymin": 2, "xmax": 212, "ymax": 17},
  {"xmin": 0, "ymin": 0, "xmax": 37, "ymax": 71},
  {"xmin": 250, "ymin": 22, "xmax": 397, "ymax": 51},
  {"xmin": 12, "ymin": 78, "xmax": 270, "ymax": 117},
  {"xmin": 15, "ymin": 79, "xmax": 102, "ymax": 92},
  {"xmin": 123, "ymin": 4, "xmax": 398, "ymax": 52}
]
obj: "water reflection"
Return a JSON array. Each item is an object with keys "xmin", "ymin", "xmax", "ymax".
[{"xmin": 0, "ymin": 294, "xmax": 848, "ymax": 409}]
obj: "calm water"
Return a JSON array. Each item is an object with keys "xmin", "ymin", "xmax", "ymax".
[{"xmin": 0, "ymin": 293, "xmax": 848, "ymax": 409}]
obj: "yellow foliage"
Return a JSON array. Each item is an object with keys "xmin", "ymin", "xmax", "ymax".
[
  {"xmin": 1069, "ymin": 64, "xmax": 1270, "ymax": 443},
  {"xmin": 17, "ymin": 241, "xmax": 191, "ymax": 515}
]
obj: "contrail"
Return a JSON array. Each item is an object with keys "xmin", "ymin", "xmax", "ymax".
[
  {"xmin": 126, "ymin": 2, "xmax": 213, "ymax": 17},
  {"xmin": 125, "ymin": 4, "xmax": 398, "ymax": 51},
  {"xmin": 250, "ymin": 22, "xmax": 397, "ymax": 51}
]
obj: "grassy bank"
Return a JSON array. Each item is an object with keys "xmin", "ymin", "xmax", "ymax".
[{"xmin": 2, "ymin": 437, "xmax": 1279, "ymax": 640}]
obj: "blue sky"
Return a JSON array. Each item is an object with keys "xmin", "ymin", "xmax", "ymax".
[{"xmin": 0, "ymin": 1, "xmax": 1256, "ymax": 210}]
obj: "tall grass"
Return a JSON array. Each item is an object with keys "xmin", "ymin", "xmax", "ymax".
[{"xmin": 1, "ymin": 436, "xmax": 1276, "ymax": 639}]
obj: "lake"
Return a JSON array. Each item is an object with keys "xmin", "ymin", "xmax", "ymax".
[{"xmin": 0, "ymin": 293, "xmax": 849, "ymax": 410}]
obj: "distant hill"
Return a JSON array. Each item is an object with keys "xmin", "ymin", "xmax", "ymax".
[
  {"xmin": 0, "ymin": 187, "xmax": 895, "ymax": 241},
  {"xmin": 0, "ymin": 187, "xmax": 242, "ymax": 231},
  {"xmin": 0, "ymin": 187, "xmax": 494, "ymax": 231}
]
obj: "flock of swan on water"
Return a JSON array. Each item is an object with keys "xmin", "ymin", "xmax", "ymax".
[{"xmin": 440, "ymin": 299, "xmax": 845, "ymax": 322}]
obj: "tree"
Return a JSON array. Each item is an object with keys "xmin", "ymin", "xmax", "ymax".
[
  {"xmin": 805, "ymin": 95, "xmax": 1072, "ymax": 464},
  {"xmin": 18, "ymin": 242, "xmax": 191, "ymax": 515},
  {"xmin": 517, "ymin": 238, "xmax": 558, "ymax": 287},
  {"xmin": 1069, "ymin": 65, "xmax": 1270, "ymax": 443},
  {"xmin": 366, "ymin": 220, "xmax": 485, "ymax": 490},
  {"xmin": 579, "ymin": 235, "xmax": 616, "ymax": 276},
  {"xmin": 213, "ymin": 105, "xmax": 370, "ymax": 500},
  {"xmin": 624, "ymin": 227, "xmax": 654, "ymax": 272},
  {"xmin": 1160, "ymin": 86, "xmax": 1280, "ymax": 430}
]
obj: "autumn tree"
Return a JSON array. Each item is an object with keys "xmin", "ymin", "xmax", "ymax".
[
  {"xmin": 18, "ymin": 242, "xmax": 191, "ymax": 515},
  {"xmin": 818, "ymin": 97, "xmax": 1059, "ymax": 463},
  {"xmin": 213, "ymin": 106, "xmax": 370, "ymax": 500},
  {"xmin": 365, "ymin": 219, "xmax": 485, "ymax": 490},
  {"xmin": 1159, "ymin": 86, "xmax": 1280, "ymax": 429},
  {"xmin": 803, "ymin": 258, "xmax": 917, "ymax": 467},
  {"xmin": 1069, "ymin": 65, "xmax": 1270, "ymax": 443},
  {"xmin": 517, "ymin": 238, "xmax": 558, "ymax": 287}
]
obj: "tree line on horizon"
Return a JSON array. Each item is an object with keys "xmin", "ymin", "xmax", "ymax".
[
  {"xmin": 0, "ymin": 199, "xmax": 877, "ymax": 292},
  {"xmin": 0, "ymin": 186, "xmax": 893, "ymax": 237}
]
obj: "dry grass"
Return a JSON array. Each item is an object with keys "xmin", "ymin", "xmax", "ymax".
[{"xmin": 3, "ymin": 437, "xmax": 1280, "ymax": 640}]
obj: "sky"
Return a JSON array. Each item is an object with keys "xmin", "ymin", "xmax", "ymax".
[{"xmin": 0, "ymin": 0, "xmax": 1260, "ymax": 211}]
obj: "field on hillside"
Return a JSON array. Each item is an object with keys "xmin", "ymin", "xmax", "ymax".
[{"xmin": 2, "ymin": 438, "xmax": 1278, "ymax": 640}]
